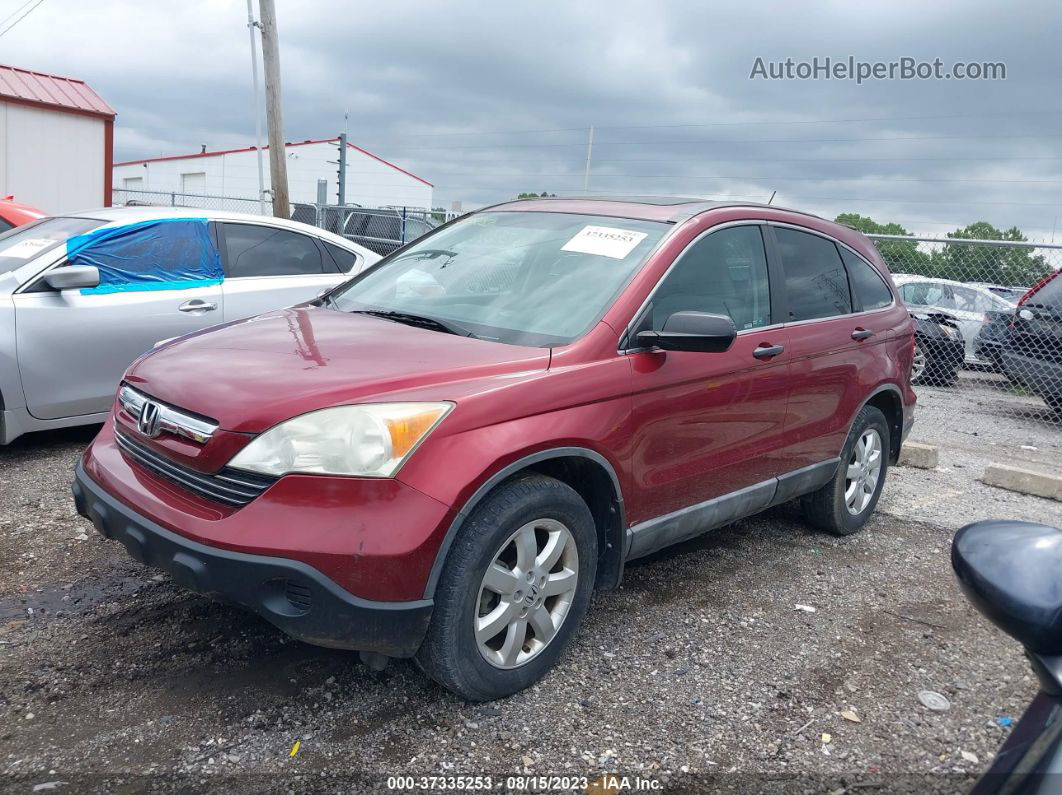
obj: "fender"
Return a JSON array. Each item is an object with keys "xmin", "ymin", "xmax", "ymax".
[
  {"xmin": 858, "ymin": 382, "xmax": 908, "ymax": 464},
  {"xmin": 422, "ymin": 447, "xmax": 626, "ymax": 599}
]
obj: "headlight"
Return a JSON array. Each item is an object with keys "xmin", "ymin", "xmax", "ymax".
[
  {"xmin": 228, "ymin": 402, "xmax": 453, "ymax": 477},
  {"xmin": 939, "ymin": 324, "xmax": 957, "ymax": 338}
]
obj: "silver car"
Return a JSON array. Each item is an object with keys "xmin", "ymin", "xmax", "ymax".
[
  {"xmin": 893, "ymin": 274, "xmax": 1015, "ymax": 365},
  {"xmin": 0, "ymin": 207, "xmax": 378, "ymax": 444}
]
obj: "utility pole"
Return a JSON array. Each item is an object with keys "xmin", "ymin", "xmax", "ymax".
[
  {"xmin": 258, "ymin": 0, "xmax": 290, "ymax": 218},
  {"xmin": 583, "ymin": 125, "xmax": 594, "ymax": 193},
  {"xmin": 337, "ymin": 132, "xmax": 347, "ymax": 205},
  {"xmin": 245, "ymin": 0, "xmax": 266, "ymax": 215}
]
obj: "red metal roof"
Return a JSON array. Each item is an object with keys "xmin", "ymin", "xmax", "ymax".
[
  {"xmin": 0, "ymin": 63, "xmax": 115, "ymax": 119},
  {"xmin": 114, "ymin": 138, "xmax": 432, "ymax": 187}
]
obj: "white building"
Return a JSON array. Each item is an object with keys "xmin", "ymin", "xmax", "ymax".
[
  {"xmin": 0, "ymin": 64, "xmax": 116, "ymax": 214},
  {"xmin": 113, "ymin": 138, "xmax": 433, "ymax": 210}
]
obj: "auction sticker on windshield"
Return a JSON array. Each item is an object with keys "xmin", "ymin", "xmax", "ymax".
[
  {"xmin": 561, "ymin": 225, "xmax": 648, "ymax": 259},
  {"xmin": 0, "ymin": 238, "xmax": 54, "ymax": 259}
]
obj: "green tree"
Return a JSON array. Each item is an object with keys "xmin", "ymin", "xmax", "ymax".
[
  {"xmin": 516, "ymin": 191, "xmax": 557, "ymax": 199},
  {"xmin": 939, "ymin": 222, "xmax": 1051, "ymax": 286},
  {"xmin": 834, "ymin": 213, "xmax": 930, "ymax": 275}
]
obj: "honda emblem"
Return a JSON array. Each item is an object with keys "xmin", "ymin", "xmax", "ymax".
[{"xmin": 137, "ymin": 401, "xmax": 162, "ymax": 438}]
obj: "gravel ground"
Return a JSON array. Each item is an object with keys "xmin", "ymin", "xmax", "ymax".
[{"xmin": 1, "ymin": 382, "xmax": 1058, "ymax": 794}]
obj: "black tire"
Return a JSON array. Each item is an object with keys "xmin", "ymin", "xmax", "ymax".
[
  {"xmin": 801, "ymin": 405, "xmax": 891, "ymax": 536},
  {"xmin": 416, "ymin": 474, "xmax": 597, "ymax": 701}
]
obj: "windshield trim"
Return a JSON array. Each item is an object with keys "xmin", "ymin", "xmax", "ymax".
[{"xmin": 322, "ymin": 210, "xmax": 673, "ymax": 348}]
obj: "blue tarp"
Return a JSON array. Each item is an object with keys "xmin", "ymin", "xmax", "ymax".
[{"xmin": 67, "ymin": 218, "xmax": 223, "ymax": 295}]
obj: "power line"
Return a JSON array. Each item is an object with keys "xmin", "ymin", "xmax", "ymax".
[
  {"xmin": 324, "ymin": 172, "xmax": 1062, "ymax": 186},
  {"xmin": 345, "ymin": 131, "xmax": 1062, "ymax": 151},
  {"xmin": 0, "ymin": 0, "xmax": 43, "ymax": 38},
  {"xmin": 346, "ymin": 110, "xmax": 1062, "ymax": 140},
  {"xmin": 0, "ymin": 0, "xmax": 34, "ymax": 28}
]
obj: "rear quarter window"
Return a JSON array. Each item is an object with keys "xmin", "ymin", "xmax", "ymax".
[{"xmin": 840, "ymin": 248, "xmax": 893, "ymax": 311}]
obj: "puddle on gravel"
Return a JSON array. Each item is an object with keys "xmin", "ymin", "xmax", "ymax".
[{"xmin": 0, "ymin": 574, "xmax": 153, "ymax": 621}]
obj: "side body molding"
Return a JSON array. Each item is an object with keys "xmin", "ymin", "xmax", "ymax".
[{"xmin": 626, "ymin": 459, "xmax": 839, "ymax": 560}]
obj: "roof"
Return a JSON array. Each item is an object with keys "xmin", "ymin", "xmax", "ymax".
[
  {"xmin": 53, "ymin": 206, "xmax": 378, "ymax": 261},
  {"xmin": 0, "ymin": 63, "xmax": 115, "ymax": 119},
  {"xmin": 113, "ymin": 138, "xmax": 432, "ymax": 187},
  {"xmin": 486, "ymin": 196, "xmax": 824, "ymax": 224}
]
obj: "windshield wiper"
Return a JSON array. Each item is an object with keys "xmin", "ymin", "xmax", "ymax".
[{"xmin": 353, "ymin": 309, "xmax": 477, "ymax": 338}]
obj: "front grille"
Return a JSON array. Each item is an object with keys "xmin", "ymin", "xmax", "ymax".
[{"xmin": 115, "ymin": 430, "xmax": 277, "ymax": 508}]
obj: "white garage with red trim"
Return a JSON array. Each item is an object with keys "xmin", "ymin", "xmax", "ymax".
[
  {"xmin": 113, "ymin": 138, "xmax": 433, "ymax": 211},
  {"xmin": 0, "ymin": 63, "xmax": 115, "ymax": 215}
]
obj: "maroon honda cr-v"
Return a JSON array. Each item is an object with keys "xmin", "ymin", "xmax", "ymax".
[{"xmin": 73, "ymin": 197, "xmax": 916, "ymax": 700}]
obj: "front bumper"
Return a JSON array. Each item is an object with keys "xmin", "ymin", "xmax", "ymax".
[
  {"xmin": 73, "ymin": 462, "xmax": 433, "ymax": 657},
  {"xmin": 921, "ymin": 335, "xmax": 965, "ymax": 369},
  {"xmin": 1002, "ymin": 350, "xmax": 1062, "ymax": 398}
]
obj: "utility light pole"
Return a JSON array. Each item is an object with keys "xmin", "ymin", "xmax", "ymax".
[
  {"xmin": 337, "ymin": 132, "xmax": 347, "ymax": 205},
  {"xmin": 258, "ymin": 0, "xmax": 290, "ymax": 219},
  {"xmin": 245, "ymin": 0, "xmax": 266, "ymax": 215}
]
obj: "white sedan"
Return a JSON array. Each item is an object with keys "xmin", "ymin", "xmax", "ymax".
[
  {"xmin": 0, "ymin": 207, "xmax": 379, "ymax": 444},
  {"xmin": 893, "ymin": 274, "xmax": 1015, "ymax": 365}
]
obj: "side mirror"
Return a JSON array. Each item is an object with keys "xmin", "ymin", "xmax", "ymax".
[
  {"xmin": 43, "ymin": 265, "xmax": 100, "ymax": 291},
  {"xmin": 636, "ymin": 311, "xmax": 737, "ymax": 353}
]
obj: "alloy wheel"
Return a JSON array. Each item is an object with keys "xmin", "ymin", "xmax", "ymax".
[
  {"xmin": 474, "ymin": 518, "xmax": 579, "ymax": 669},
  {"xmin": 844, "ymin": 428, "xmax": 883, "ymax": 515},
  {"xmin": 911, "ymin": 343, "xmax": 927, "ymax": 382}
]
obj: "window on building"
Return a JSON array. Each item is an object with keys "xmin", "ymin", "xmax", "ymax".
[{"xmin": 180, "ymin": 172, "xmax": 206, "ymax": 194}]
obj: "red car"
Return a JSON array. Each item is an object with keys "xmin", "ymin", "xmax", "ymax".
[
  {"xmin": 0, "ymin": 196, "xmax": 46, "ymax": 231},
  {"xmin": 73, "ymin": 197, "xmax": 916, "ymax": 700}
]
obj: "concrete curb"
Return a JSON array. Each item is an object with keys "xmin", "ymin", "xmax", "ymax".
[
  {"xmin": 982, "ymin": 465, "xmax": 1062, "ymax": 502},
  {"xmin": 898, "ymin": 442, "xmax": 938, "ymax": 470}
]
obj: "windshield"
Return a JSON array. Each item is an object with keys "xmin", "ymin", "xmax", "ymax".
[
  {"xmin": 330, "ymin": 211, "xmax": 668, "ymax": 346},
  {"xmin": 1029, "ymin": 272, "xmax": 1062, "ymax": 307},
  {"xmin": 0, "ymin": 216, "xmax": 102, "ymax": 275}
]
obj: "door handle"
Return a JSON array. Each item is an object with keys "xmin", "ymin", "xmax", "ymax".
[
  {"xmin": 178, "ymin": 299, "xmax": 218, "ymax": 313},
  {"xmin": 753, "ymin": 344, "xmax": 785, "ymax": 359},
  {"xmin": 851, "ymin": 328, "xmax": 874, "ymax": 341}
]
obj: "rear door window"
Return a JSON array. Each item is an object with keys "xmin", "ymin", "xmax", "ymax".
[
  {"xmin": 840, "ymin": 248, "xmax": 893, "ymax": 311},
  {"xmin": 774, "ymin": 227, "xmax": 852, "ymax": 321},
  {"xmin": 221, "ymin": 223, "xmax": 327, "ymax": 278}
]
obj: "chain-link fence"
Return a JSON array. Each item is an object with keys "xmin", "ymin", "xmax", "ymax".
[
  {"xmin": 868, "ymin": 233, "xmax": 1062, "ymax": 430},
  {"xmin": 111, "ymin": 188, "xmax": 265, "ymax": 215},
  {"xmin": 111, "ymin": 189, "xmax": 457, "ymax": 256}
]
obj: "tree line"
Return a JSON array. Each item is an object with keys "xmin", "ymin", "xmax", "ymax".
[{"xmin": 836, "ymin": 213, "xmax": 1054, "ymax": 287}]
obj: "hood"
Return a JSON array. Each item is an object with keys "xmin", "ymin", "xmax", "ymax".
[{"xmin": 125, "ymin": 306, "xmax": 551, "ymax": 433}]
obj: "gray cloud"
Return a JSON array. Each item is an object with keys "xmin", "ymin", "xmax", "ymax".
[{"xmin": 4, "ymin": 0, "xmax": 1061, "ymax": 236}]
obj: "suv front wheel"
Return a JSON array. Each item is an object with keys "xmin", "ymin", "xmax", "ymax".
[
  {"xmin": 416, "ymin": 473, "xmax": 597, "ymax": 701},
  {"xmin": 802, "ymin": 404, "xmax": 890, "ymax": 536}
]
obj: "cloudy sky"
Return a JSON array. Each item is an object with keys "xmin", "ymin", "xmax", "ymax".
[{"xmin": 4, "ymin": 0, "xmax": 1062, "ymax": 237}]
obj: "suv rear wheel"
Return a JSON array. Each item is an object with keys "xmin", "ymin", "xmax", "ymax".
[
  {"xmin": 416, "ymin": 474, "xmax": 597, "ymax": 701},
  {"xmin": 802, "ymin": 405, "xmax": 890, "ymax": 536}
]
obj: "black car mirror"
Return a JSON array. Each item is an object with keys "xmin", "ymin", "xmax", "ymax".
[{"xmin": 636, "ymin": 311, "xmax": 737, "ymax": 353}]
